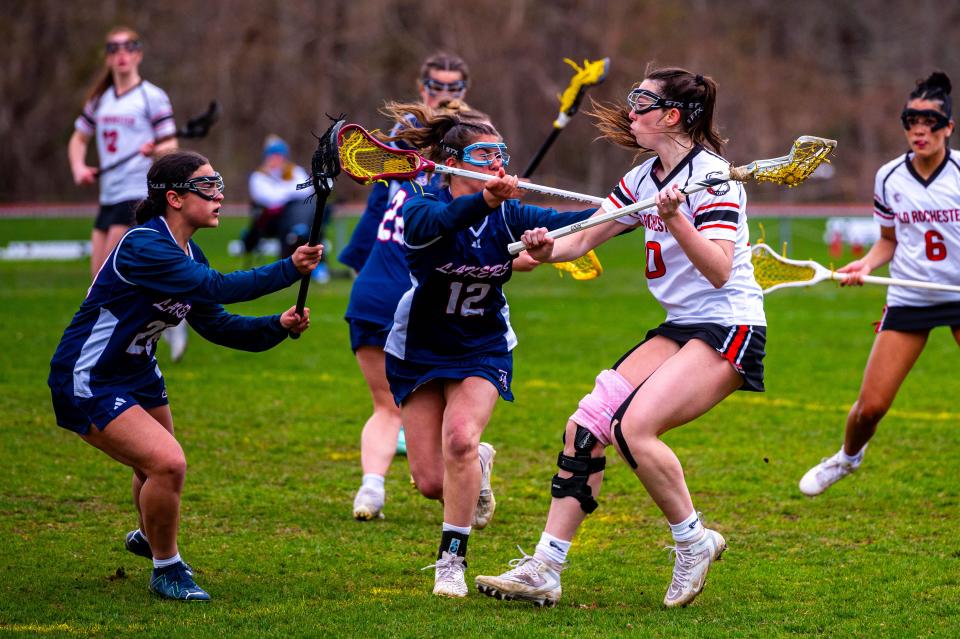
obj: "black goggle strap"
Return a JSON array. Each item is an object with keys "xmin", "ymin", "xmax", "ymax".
[
  {"xmin": 900, "ymin": 108, "xmax": 951, "ymax": 132},
  {"xmin": 628, "ymin": 89, "xmax": 703, "ymax": 124},
  {"xmin": 149, "ymin": 174, "xmax": 224, "ymax": 200},
  {"xmin": 439, "ymin": 143, "xmax": 462, "ymax": 160}
]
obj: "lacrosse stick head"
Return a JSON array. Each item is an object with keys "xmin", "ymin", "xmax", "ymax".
[
  {"xmin": 559, "ymin": 57, "xmax": 611, "ymax": 117},
  {"xmin": 337, "ymin": 123, "xmax": 431, "ymax": 185},
  {"xmin": 552, "ymin": 249, "xmax": 604, "ymax": 281},
  {"xmin": 733, "ymin": 136, "xmax": 837, "ymax": 187},
  {"xmin": 178, "ymin": 100, "xmax": 221, "ymax": 139},
  {"xmin": 294, "ymin": 115, "xmax": 345, "ymax": 194},
  {"xmin": 751, "ymin": 242, "xmax": 828, "ymax": 293}
]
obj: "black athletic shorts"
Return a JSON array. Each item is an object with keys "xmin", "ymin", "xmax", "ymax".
[
  {"xmin": 878, "ymin": 301, "xmax": 960, "ymax": 332},
  {"xmin": 94, "ymin": 200, "xmax": 139, "ymax": 231}
]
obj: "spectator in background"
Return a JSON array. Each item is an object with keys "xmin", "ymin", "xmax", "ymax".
[{"xmin": 245, "ymin": 135, "xmax": 329, "ymax": 282}]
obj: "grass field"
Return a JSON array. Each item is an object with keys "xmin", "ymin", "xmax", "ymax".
[{"xmin": 1, "ymin": 216, "xmax": 958, "ymax": 638}]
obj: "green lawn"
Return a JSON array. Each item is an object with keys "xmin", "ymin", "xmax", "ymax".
[{"xmin": 1, "ymin": 216, "xmax": 958, "ymax": 638}]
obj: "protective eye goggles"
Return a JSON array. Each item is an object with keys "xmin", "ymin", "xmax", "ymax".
[
  {"xmin": 442, "ymin": 142, "xmax": 510, "ymax": 167},
  {"xmin": 105, "ymin": 40, "xmax": 141, "ymax": 54},
  {"xmin": 422, "ymin": 78, "xmax": 467, "ymax": 97},
  {"xmin": 149, "ymin": 174, "xmax": 225, "ymax": 200},
  {"xmin": 627, "ymin": 88, "xmax": 703, "ymax": 124},
  {"xmin": 900, "ymin": 108, "xmax": 951, "ymax": 132}
]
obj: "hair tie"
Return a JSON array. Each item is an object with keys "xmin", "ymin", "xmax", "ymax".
[{"xmin": 695, "ymin": 74, "xmax": 704, "ymax": 85}]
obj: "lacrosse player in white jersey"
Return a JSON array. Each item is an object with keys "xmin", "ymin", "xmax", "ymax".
[
  {"xmin": 68, "ymin": 26, "xmax": 189, "ymax": 360},
  {"xmin": 800, "ymin": 71, "xmax": 960, "ymax": 497},
  {"xmin": 476, "ymin": 67, "xmax": 766, "ymax": 609}
]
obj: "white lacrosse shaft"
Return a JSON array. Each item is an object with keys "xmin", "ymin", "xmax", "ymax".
[
  {"xmin": 505, "ymin": 173, "xmax": 729, "ymax": 255},
  {"xmin": 835, "ymin": 273, "xmax": 960, "ymax": 292},
  {"xmin": 429, "ymin": 164, "xmax": 604, "ymax": 206}
]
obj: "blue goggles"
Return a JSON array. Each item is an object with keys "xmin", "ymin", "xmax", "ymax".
[
  {"xmin": 422, "ymin": 78, "xmax": 467, "ymax": 97},
  {"xmin": 442, "ymin": 142, "xmax": 510, "ymax": 167},
  {"xmin": 149, "ymin": 173, "xmax": 225, "ymax": 200}
]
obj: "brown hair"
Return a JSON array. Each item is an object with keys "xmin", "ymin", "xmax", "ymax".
[
  {"xmin": 83, "ymin": 25, "xmax": 141, "ymax": 105},
  {"xmin": 590, "ymin": 65, "xmax": 726, "ymax": 154},
  {"xmin": 380, "ymin": 100, "xmax": 497, "ymax": 163},
  {"xmin": 135, "ymin": 150, "xmax": 209, "ymax": 223},
  {"xmin": 419, "ymin": 52, "xmax": 470, "ymax": 87}
]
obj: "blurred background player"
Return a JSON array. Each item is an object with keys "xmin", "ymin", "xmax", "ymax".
[
  {"xmin": 67, "ymin": 26, "xmax": 189, "ymax": 361},
  {"xmin": 380, "ymin": 104, "xmax": 594, "ymax": 598},
  {"xmin": 800, "ymin": 71, "xmax": 960, "ymax": 496},
  {"xmin": 243, "ymin": 135, "xmax": 327, "ymax": 280},
  {"xmin": 476, "ymin": 68, "xmax": 766, "ymax": 609},
  {"xmin": 48, "ymin": 151, "xmax": 321, "ymax": 601}
]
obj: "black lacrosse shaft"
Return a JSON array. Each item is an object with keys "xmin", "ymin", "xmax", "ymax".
[
  {"xmin": 522, "ymin": 127, "xmax": 562, "ymax": 178},
  {"xmin": 289, "ymin": 183, "xmax": 331, "ymax": 339}
]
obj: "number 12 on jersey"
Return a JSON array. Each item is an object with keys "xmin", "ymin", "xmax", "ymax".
[{"xmin": 446, "ymin": 282, "xmax": 490, "ymax": 316}]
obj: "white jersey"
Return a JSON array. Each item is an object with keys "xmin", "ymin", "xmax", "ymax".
[
  {"xmin": 248, "ymin": 165, "xmax": 312, "ymax": 209},
  {"xmin": 75, "ymin": 81, "xmax": 176, "ymax": 206},
  {"xmin": 873, "ymin": 150, "xmax": 960, "ymax": 307},
  {"xmin": 604, "ymin": 146, "xmax": 765, "ymax": 326}
]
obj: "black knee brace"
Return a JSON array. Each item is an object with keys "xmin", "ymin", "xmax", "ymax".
[
  {"xmin": 551, "ymin": 426, "xmax": 605, "ymax": 514},
  {"xmin": 611, "ymin": 385, "xmax": 642, "ymax": 469}
]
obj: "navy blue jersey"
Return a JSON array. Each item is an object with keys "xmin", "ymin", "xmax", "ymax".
[
  {"xmin": 385, "ymin": 189, "xmax": 594, "ymax": 364},
  {"xmin": 50, "ymin": 215, "xmax": 300, "ymax": 396},
  {"xmin": 345, "ymin": 174, "xmax": 443, "ymax": 326}
]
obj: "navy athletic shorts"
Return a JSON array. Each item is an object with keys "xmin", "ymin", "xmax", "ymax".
[
  {"xmin": 48, "ymin": 373, "xmax": 169, "ymax": 435},
  {"xmin": 385, "ymin": 352, "xmax": 514, "ymax": 405},
  {"xmin": 347, "ymin": 318, "xmax": 391, "ymax": 353}
]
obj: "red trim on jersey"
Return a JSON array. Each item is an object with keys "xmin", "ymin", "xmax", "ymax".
[
  {"xmin": 607, "ymin": 194, "xmax": 625, "ymax": 208},
  {"xmin": 698, "ymin": 223, "xmax": 738, "ymax": 232},
  {"xmin": 695, "ymin": 201, "xmax": 740, "ymax": 214},
  {"xmin": 723, "ymin": 325, "xmax": 749, "ymax": 364},
  {"xmin": 619, "ymin": 178, "xmax": 636, "ymax": 201}
]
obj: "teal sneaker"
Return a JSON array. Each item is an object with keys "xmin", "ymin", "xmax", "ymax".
[
  {"xmin": 125, "ymin": 529, "xmax": 152, "ymax": 559},
  {"xmin": 395, "ymin": 426, "xmax": 407, "ymax": 456},
  {"xmin": 149, "ymin": 561, "xmax": 210, "ymax": 601}
]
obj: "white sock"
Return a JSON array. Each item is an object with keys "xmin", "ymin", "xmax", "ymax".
[
  {"xmin": 153, "ymin": 552, "xmax": 182, "ymax": 569},
  {"xmin": 670, "ymin": 511, "xmax": 703, "ymax": 543},
  {"xmin": 535, "ymin": 532, "xmax": 571, "ymax": 566},
  {"xmin": 442, "ymin": 522, "xmax": 472, "ymax": 535},
  {"xmin": 362, "ymin": 473, "xmax": 385, "ymax": 491},
  {"xmin": 840, "ymin": 446, "xmax": 864, "ymax": 465}
]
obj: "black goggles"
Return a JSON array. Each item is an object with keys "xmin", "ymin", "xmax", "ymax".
[
  {"xmin": 627, "ymin": 88, "xmax": 703, "ymax": 124},
  {"xmin": 149, "ymin": 174, "xmax": 225, "ymax": 200},
  {"xmin": 422, "ymin": 78, "xmax": 467, "ymax": 96},
  {"xmin": 105, "ymin": 40, "xmax": 141, "ymax": 54},
  {"xmin": 900, "ymin": 108, "xmax": 951, "ymax": 132}
]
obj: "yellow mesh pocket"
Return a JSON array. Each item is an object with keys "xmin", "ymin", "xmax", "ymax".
[{"xmin": 552, "ymin": 249, "xmax": 603, "ymax": 281}]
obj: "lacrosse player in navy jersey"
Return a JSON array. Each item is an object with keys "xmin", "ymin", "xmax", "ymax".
[
  {"xmin": 477, "ymin": 67, "xmax": 767, "ymax": 609},
  {"xmin": 377, "ymin": 105, "xmax": 594, "ymax": 598},
  {"xmin": 347, "ymin": 101, "xmax": 513, "ymax": 526},
  {"xmin": 48, "ymin": 151, "xmax": 322, "ymax": 601},
  {"xmin": 800, "ymin": 71, "xmax": 960, "ymax": 497}
]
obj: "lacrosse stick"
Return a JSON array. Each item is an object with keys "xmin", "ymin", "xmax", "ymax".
[
  {"xmin": 289, "ymin": 115, "xmax": 345, "ymax": 339},
  {"xmin": 751, "ymin": 242, "xmax": 960, "ymax": 294},
  {"xmin": 507, "ymin": 135, "xmax": 838, "ymax": 255},
  {"xmin": 97, "ymin": 100, "xmax": 222, "ymax": 177},
  {"xmin": 337, "ymin": 123, "xmax": 603, "ymax": 206},
  {"xmin": 523, "ymin": 57, "xmax": 610, "ymax": 177},
  {"xmin": 524, "ymin": 58, "xmax": 609, "ymax": 281}
]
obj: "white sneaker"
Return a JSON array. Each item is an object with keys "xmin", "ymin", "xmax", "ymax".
[
  {"xmin": 799, "ymin": 447, "xmax": 864, "ymax": 496},
  {"xmin": 352, "ymin": 486, "xmax": 385, "ymax": 521},
  {"xmin": 472, "ymin": 443, "xmax": 496, "ymax": 529},
  {"xmin": 425, "ymin": 551, "xmax": 468, "ymax": 598},
  {"xmin": 475, "ymin": 548, "xmax": 563, "ymax": 607},
  {"xmin": 163, "ymin": 321, "xmax": 189, "ymax": 363},
  {"xmin": 663, "ymin": 528, "xmax": 726, "ymax": 608}
]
